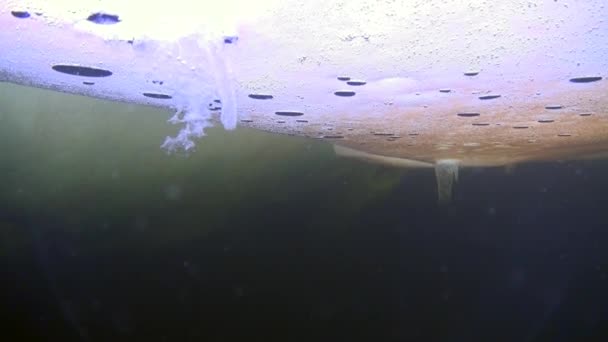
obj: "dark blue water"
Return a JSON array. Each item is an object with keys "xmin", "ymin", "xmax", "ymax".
[
  {"xmin": 1, "ymin": 84, "xmax": 607, "ymax": 341},
  {"xmin": 3, "ymin": 163, "xmax": 608, "ymax": 342}
]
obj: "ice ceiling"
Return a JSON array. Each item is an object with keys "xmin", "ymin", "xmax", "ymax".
[{"xmin": 1, "ymin": 0, "xmax": 607, "ymax": 177}]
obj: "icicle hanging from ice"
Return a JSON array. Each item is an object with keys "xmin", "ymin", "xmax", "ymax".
[
  {"xmin": 435, "ymin": 159, "xmax": 459, "ymax": 204},
  {"xmin": 159, "ymin": 33, "xmax": 238, "ymax": 152}
]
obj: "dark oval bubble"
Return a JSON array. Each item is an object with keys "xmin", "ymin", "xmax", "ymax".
[
  {"xmin": 439, "ymin": 89, "xmax": 451, "ymax": 93},
  {"xmin": 479, "ymin": 94, "xmax": 501, "ymax": 100},
  {"xmin": 545, "ymin": 105, "xmax": 563, "ymax": 110},
  {"xmin": 538, "ymin": 119, "xmax": 554, "ymax": 123},
  {"xmin": 240, "ymin": 119, "xmax": 253, "ymax": 123},
  {"xmin": 83, "ymin": 81, "xmax": 95, "ymax": 85},
  {"xmin": 337, "ymin": 76, "xmax": 351, "ymax": 81},
  {"xmin": 323, "ymin": 135, "xmax": 344, "ymax": 139},
  {"xmin": 569, "ymin": 76, "xmax": 602, "ymax": 83},
  {"xmin": 143, "ymin": 93, "xmax": 172, "ymax": 99},
  {"xmin": 472, "ymin": 122, "xmax": 490, "ymax": 126},
  {"xmin": 513, "ymin": 125, "xmax": 529, "ymax": 129},
  {"xmin": 346, "ymin": 80, "xmax": 366, "ymax": 86},
  {"xmin": 248, "ymin": 94, "xmax": 274, "ymax": 100},
  {"xmin": 87, "ymin": 13, "xmax": 121, "ymax": 24},
  {"xmin": 334, "ymin": 90, "xmax": 356, "ymax": 97},
  {"xmin": 52, "ymin": 65, "xmax": 113, "ymax": 77},
  {"xmin": 223, "ymin": 36, "xmax": 238, "ymax": 44},
  {"xmin": 11, "ymin": 11, "xmax": 31, "ymax": 19},
  {"xmin": 457, "ymin": 112, "xmax": 480, "ymax": 117},
  {"xmin": 275, "ymin": 111, "xmax": 304, "ymax": 117},
  {"xmin": 464, "ymin": 71, "xmax": 480, "ymax": 76}
]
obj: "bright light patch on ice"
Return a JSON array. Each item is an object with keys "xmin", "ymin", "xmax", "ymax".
[{"xmin": 19, "ymin": 0, "xmax": 278, "ymax": 42}]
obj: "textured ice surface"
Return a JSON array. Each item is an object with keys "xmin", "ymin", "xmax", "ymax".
[
  {"xmin": 2, "ymin": 0, "xmax": 608, "ymax": 162},
  {"xmin": 8, "ymin": 0, "xmax": 273, "ymax": 151}
]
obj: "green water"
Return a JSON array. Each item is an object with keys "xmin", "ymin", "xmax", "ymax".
[
  {"xmin": 0, "ymin": 82, "xmax": 403, "ymax": 256},
  {"xmin": 0, "ymin": 82, "xmax": 406, "ymax": 339}
]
